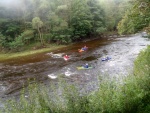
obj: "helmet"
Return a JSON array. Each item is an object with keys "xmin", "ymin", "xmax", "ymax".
[{"xmin": 86, "ymin": 63, "xmax": 88, "ymax": 65}]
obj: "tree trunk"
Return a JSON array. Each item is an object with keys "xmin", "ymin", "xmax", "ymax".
[{"xmin": 38, "ymin": 27, "xmax": 43, "ymax": 45}]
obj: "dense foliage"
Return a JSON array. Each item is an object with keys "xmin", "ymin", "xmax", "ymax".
[
  {"xmin": 0, "ymin": 0, "xmax": 129, "ymax": 51},
  {"xmin": 117, "ymin": 0, "xmax": 150, "ymax": 35}
]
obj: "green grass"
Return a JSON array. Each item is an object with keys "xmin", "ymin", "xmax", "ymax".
[
  {"xmin": 0, "ymin": 43, "xmax": 66, "ymax": 61},
  {"xmin": 1, "ymin": 46, "xmax": 150, "ymax": 113}
]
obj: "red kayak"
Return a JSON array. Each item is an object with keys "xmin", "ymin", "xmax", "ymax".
[{"xmin": 64, "ymin": 55, "xmax": 69, "ymax": 61}]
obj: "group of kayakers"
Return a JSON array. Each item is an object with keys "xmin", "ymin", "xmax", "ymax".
[
  {"xmin": 63, "ymin": 45, "xmax": 111, "ymax": 69},
  {"xmin": 64, "ymin": 45, "xmax": 88, "ymax": 60},
  {"xmin": 63, "ymin": 45, "xmax": 89, "ymax": 68}
]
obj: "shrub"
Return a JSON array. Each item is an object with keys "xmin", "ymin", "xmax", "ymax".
[{"xmin": 8, "ymin": 35, "xmax": 24, "ymax": 51}]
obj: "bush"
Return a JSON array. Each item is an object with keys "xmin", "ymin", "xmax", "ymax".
[
  {"xmin": 52, "ymin": 28, "xmax": 73, "ymax": 44},
  {"xmin": 8, "ymin": 36, "xmax": 24, "ymax": 51}
]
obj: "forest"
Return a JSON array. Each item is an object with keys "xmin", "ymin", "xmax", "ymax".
[
  {"xmin": 0, "ymin": 0, "xmax": 149, "ymax": 52},
  {"xmin": 0, "ymin": 0, "xmax": 129, "ymax": 51}
]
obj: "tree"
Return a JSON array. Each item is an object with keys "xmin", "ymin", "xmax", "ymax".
[
  {"xmin": 99, "ymin": 0, "xmax": 131, "ymax": 31},
  {"xmin": 32, "ymin": 17, "xmax": 44, "ymax": 45},
  {"xmin": 87, "ymin": 0, "xmax": 106, "ymax": 35},
  {"xmin": 117, "ymin": 0, "xmax": 150, "ymax": 35},
  {"xmin": 70, "ymin": 0, "xmax": 92, "ymax": 40}
]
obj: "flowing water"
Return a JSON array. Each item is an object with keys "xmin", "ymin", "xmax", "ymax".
[{"xmin": 0, "ymin": 33, "xmax": 149, "ymax": 107}]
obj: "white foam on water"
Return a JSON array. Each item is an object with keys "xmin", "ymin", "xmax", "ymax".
[
  {"xmin": 65, "ymin": 71, "xmax": 71, "ymax": 76},
  {"xmin": 65, "ymin": 69, "xmax": 72, "ymax": 76},
  {"xmin": 48, "ymin": 74, "xmax": 57, "ymax": 79},
  {"xmin": 109, "ymin": 61, "xmax": 115, "ymax": 66},
  {"xmin": 64, "ymin": 68, "xmax": 75, "ymax": 77},
  {"xmin": 105, "ymin": 69, "xmax": 108, "ymax": 71},
  {"xmin": 101, "ymin": 70, "xmax": 104, "ymax": 73},
  {"xmin": 85, "ymin": 73, "xmax": 90, "ymax": 75},
  {"xmin": 46, "ymin": 52, "xmax": 64, "ymax": 58}
]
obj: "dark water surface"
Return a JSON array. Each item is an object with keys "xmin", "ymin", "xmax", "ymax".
[{"xmin": 0, "ymin": 34, "xmax": 149, "ymax": 107}]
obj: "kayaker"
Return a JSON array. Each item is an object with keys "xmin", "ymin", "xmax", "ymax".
[
  {"xmin": 64, "ymin": 55, "xmax": 69, "ymax": 59},
  {"xmin": 84, "ymin": 63, "xmax": 89, "ymax": 68},
  {"xmin": 81, "ymin": 47, "xmax": 85, "ymax": 51},
  {"xmin": 84, "ymin": 45, "xmax": 87, "ymax": 48},
  {"xmin": 83, "ymin": 45, "xmax": 88, "ymax": 51}
]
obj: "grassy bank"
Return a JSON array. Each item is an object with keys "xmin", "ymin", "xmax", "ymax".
[
  {"xmin": 1, "ymin": 46, "xmax": 150, "ymax": 113},
  {"xmin": 0, "ymin": 44, "xmax": 66, "ymax": 61}
]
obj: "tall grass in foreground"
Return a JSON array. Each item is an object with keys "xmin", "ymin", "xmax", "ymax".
[{"xmin": 1, "ymin": 46, "xmax": 150, "ymax": 113}]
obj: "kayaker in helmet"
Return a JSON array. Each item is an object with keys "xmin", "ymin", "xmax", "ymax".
[
  {"xmin": 84, "ymin": 63, "xmax": 89, "ymax": 68},
  {"xmin": 83, "ymin": 45, "xmax": 88, "ymax": 51},
  {"xmin": 64, "ymin": 55, "xmax": 69, "ymax": 59}
]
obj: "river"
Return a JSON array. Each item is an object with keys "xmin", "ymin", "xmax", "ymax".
[{"xmin": 0, "ymin": 33, "xmax": 149, "ymax": 107}]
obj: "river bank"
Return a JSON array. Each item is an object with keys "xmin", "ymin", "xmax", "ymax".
[{"xmin": 0, "ymin": 44, "xmax": 66, "ymax": 62}]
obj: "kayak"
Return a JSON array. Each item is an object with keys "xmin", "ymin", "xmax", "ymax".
[
  {"xmin": 78, "ymin": 49, "xmax": 84, "ymax": 53},
  {"xmin": 78, "ymin": 47, "xmax": 88, "ymax": 53},
  {"xmin": 101, "ymin": 57, "xmax": 111, "ymax": 61},
  {"xmin": 64, "ymin": 57, "xmax": 69, "ymax": 61},
  {"xmin": 77, "ymin": 66, "xmax": 93, "ymax": 70}
]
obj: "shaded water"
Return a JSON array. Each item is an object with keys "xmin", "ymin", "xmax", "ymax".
[{"xmin": 0, "ymin": 34, "xmax": 149, "ymax": 105}]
